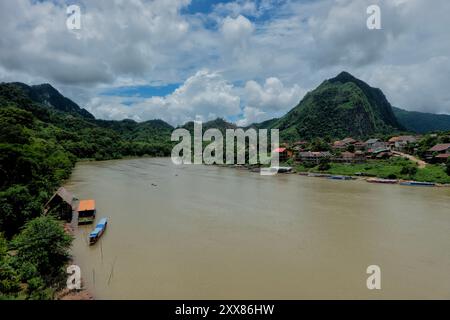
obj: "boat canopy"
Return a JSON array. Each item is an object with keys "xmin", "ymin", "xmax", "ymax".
[
  {"xmin": 89, "ymin": 227, "xmax": 102, "ymax": 238},
  {"xmin": 97, "ymin": 218, "xmax": 107, "ymax": 226}
]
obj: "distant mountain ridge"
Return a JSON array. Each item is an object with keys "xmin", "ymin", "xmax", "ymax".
[
  {"xmin": 3, "ymin": 75, "xmax": 450, "ymax": 146},
  {"xmin": 264, "ymin": 71, "xmax": 404, "ymax": 141},
  {"xmin": 392, "ymin": 107, "xmax": 450, "ymax": 133},
  {"xmin": 246, "ymin": 73, "xmax": 450, "ymax": 138},
  {"xmin": 181, "ymin": 118, "xmax": 237, "ymax": 134},
  {"xmin": 0, "ymin": 82, "xmax": 174, "ymax": 160}
]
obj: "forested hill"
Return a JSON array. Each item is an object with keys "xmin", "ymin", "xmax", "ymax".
[
  {"xmin": 2, "ymin": 82, "xmax": 95, "ymax": 119},
  {"xmin": 181, "ymin": 118, "xmax": 237, "ymax": 134},
  {"xmin": 0, "ymin": 82, "xmax": 174, "ymax": 160},
  {"xmin": 393, "ymin": 107, "xmax": 450, "ymax": 133},
  {"xmin": 266, "ymin": 71, "xmax": 404, "ymax": 141}
]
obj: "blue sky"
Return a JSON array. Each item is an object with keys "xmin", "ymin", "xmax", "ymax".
[
  {"xmin": 101, "ymin": 84, "xmax": 182, "ymax": 98},
  {"xmin": 184, "ymin": 0, "xmax": 231, "ymax": 14}
]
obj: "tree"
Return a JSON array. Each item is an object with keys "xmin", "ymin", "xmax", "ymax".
[
  {"xmin": 318, "ymin": 157, "xmax": 331, "ymax": 171},
  {"xmin": 310, "ymin": 138, "xmax": 331, "ymax": 152},
  {"xmin": 0, "ymin": 233, "xmax": 21, "ymax": 297},
  {"xmin": 446, "ymin": 158, "xmax": 450, "ymax": 176},
  {"xmin": 346, "ymin": 144, "xmax": 355, "ymax": 153},
  {"xmin": 401, "ymin": 165, "xmax": 418, "ymax": 177},
  {"xmin": 0, "ymin": 185, "xmax": 37, "ymax": 238},
  {"xmin": 11, "ymin": 216, "xmax": 72, "ymax": 281}
]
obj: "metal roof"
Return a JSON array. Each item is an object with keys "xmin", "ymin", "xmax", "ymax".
[{"xmin": 78, "ymin": 200, "xmax": 96, "ymax": 212}]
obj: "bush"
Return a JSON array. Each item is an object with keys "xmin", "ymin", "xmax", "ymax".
[
  {"xmin": 0, "ymin": 233, "xmax": 21, "ymax": 296},
  {"xmin": 318, "ymin": 158, "xmax": 331, "ymax": 171},
  {"xmin": 27, "ymin": 277, "xmax": 54, "ymax": 300},
  {"xmin": 400, "ymin": 165, "xmax": 418, "ymax": 176},
  {"xmin": 446, "ymin": 158, "xmax": 450, "ymax": 176},
  {"xmin": 11, "ymin": 216, "xmax": 72, "ymax": 282}
]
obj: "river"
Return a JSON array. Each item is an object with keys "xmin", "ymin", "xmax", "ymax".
[{"xmin": 66, "ymin": 157, "xmax": 450, "ymax": 299}]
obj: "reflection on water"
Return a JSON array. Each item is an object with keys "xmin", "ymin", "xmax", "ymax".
[{"xmin": 66, "ymin": 158, "xmax": 450, "ymax": 299}]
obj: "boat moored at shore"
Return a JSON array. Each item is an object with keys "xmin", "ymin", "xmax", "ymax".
[
  {"xmin": 367, "ymin": 178, "xmax": 398, "ymax": 184},
  {"xmin": 328, "ymin": 175, "xmax": 354, "ymax": 180},
  {"xmin": 400, "ymin": 181, "xmax": 436, "ymax": 187},
  {"xmin": 89, "ymin": 218, "xmax": 108, "ymax": 245}
]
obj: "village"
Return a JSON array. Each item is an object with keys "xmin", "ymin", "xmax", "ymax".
[{"xmin": 271, "ymin": 134, "xmax": 450, "ymax": 185}]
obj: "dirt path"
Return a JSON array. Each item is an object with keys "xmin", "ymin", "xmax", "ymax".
[{"xmin": 392, "ymin": 151, "xmax": 427, "ymax": 169}]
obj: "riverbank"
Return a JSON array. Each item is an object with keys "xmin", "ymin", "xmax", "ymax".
[
  {"xmin": 54, "ymin": 223, "xmax": 94, "ymax": 300},
  {"xmin": 291, "ymin": 158, "xmax": 450, "ymax": 184}
]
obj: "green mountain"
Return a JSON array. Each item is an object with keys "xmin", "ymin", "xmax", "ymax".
[
  {"xmin": 3, "ymin": 82, "xmax": 95, "ymax": 119},
  {"xmin": 268, "ymin": 71, "xmax": 404, "ymax": 141},
  {"xmin": 393, "ymin": 107, "xmax": 450, "ymax": 134},
  {"xmin": 246, "ymin": 117, "xmax": 279, "ymax": 130},
  {"xmin": 181, "ymin": 118, "xmax": 237, "ymax": 134},
  {"xmin": 0, "ymin": 82, "xmax": 174, "ymax": 159}
]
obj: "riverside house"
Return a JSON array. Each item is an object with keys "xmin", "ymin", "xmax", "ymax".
[
  {"xmin": 354, "ymin": 141, "xmax": 367, "ymax": 151},
  {"xmin": 297, "ymin": 151, "xmax": 332, "ymax": 164},
  {"xmin": 44, "ymin": 187, "xmax": 74, "ymax": 220},
  {"xmin": 427, "ymin": 143, "xmax": 450, "ymax": 163},
  {"xmin": 273, "ymin": 147, "xmax": 293, "ymax": 163},
  {"xmin": 332, "ymin": 137, "xmax": 356, "ymax": 150},
  {"xmin": 334, "ymin": 151, "xmax": 366, "ymax": 163},
  {"xmin": 365, "ymin": 138, "xmax": 381, "ymax": 150},
  {"xmin": 388, "ymin": 135, "xmax": 418, "ymax": 152}
]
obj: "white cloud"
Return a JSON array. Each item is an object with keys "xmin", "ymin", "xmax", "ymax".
[
  {"xmin": 365, "ymin": 56, "xmax": 450, "ymax": 114},
  {"xmin": 236, "ymin": 106, "xmax": 268, "ymax": 127},
  {"xmin": 221, "ymin": 15, "xmax": 254, "ymax": 44},
  {"xmin": 235, "ymin": 77, "xmax": 304, "ymax": 126},
  {"xmin": 86, "ymin": 70, "xmax": 241, "ymax": 125},
  {"xmin": 244, "ymin": 77, "xmax": 304, "ymax": 112}
]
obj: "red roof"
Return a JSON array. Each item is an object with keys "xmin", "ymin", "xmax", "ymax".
[
  {"xmin": 273, "ymin": 147, "xmax": 286, "ymax": 153},
  {"xmin": 435, "ymin": 153, "xmax": 450, "ymax": 159},
  {"xmin": 429, "ymin": 143, "xmax": 450, "ymax": 152}
]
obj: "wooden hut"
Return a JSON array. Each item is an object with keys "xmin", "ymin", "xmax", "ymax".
[{"xmin": 44, "ymin": 187, "xmax": 74, "ymax": 220}]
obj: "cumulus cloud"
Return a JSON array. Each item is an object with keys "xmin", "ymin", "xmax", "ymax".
[
  {"xmin": 86, "ymin": 70, "xmax": 241, "ymax": 125},
  {"xmin": 221, "ymin": 15, "xmax": 254, "ymax": 43},
  {"xmin": 365, "ymin": 56, "xmax": 450, "ymax": 114},
  {"xmin": 235, "ymin": 77, "xmax": 304, "ymax": 126},
  {"xmin": 244, "ymin": 77, "xmax": 304, "ymax": 112}
]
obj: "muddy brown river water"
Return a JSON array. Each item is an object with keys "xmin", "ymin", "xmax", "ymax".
[{"xmin": 66, "ymin": 157, "xmax": 450, "ymax": 299}]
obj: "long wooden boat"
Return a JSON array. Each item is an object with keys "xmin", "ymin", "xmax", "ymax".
[
  {"xmin": 400, "ymin": 181, "xmax": 435, "ymax": 187},
  {"xmin": 308, "ymin": 173, "xmax": 331, "ymax": 178},
  {"xmin": 89, "ymin": 218, "xmax": 108, "ymax": 245},
  {"xmin": 367, "ymin": 178, "xmax": 398, "ymax": 184},
  {"xmin": 328, "ymin": 175, "xmax": 354, "ymax": 180}
]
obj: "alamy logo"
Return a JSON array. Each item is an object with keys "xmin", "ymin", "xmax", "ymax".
[
  {"xmin": 366, "ymin": 265, "xmax": 381, "ymax": 290},
  {"xmin": 367, "ymin": 5, "xmax": 381, "ymax": 30},
  {"xmin": 171, "ymin": 122, "xmax": 280, "ymax": 175},
  {"xmin": 67, "ymin": 265, "xmax": 81, "ymax": 290},
  {"xmin": 66, "ymin": 5, "xmax": 81, "ymax": 31}
]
